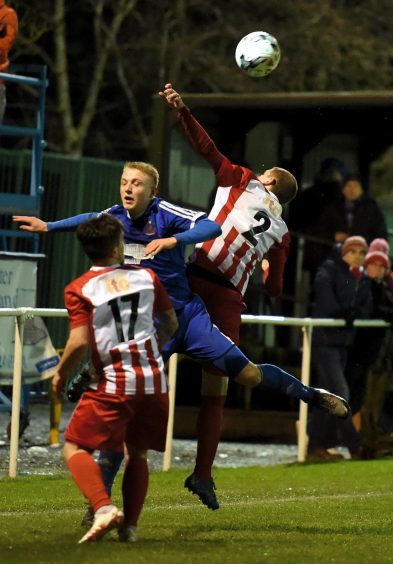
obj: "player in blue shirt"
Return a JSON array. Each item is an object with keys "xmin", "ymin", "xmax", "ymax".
[{"xmin": 14, "ymin": 161, "xmax": 349, "ymax": 516}]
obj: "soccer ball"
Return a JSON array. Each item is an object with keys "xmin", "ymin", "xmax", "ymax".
[{"xmin": 235, "ymin": 31, "xmax": 281, "ymax": 78}]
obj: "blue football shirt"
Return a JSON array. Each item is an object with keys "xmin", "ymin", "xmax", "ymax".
[{"xmin": 104, "ymin": 198, "xmax": 206, "ymax": 310}]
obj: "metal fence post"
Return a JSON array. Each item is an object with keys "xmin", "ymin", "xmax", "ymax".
[
  {"xmin": 297, "ymin": 322, "xmax": 312, "ymax": 462},
  {"xmin": 162, "ymin": 353, "xmax": 178, "ymax": 471},
  {"xmin": 9, "ymin": 311, "xmax": 26, "ymax": 478}
]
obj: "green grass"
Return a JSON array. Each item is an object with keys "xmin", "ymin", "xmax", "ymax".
[{"xmin": 1, "ymin": 461, "xmax": 393, "ymax": 563}]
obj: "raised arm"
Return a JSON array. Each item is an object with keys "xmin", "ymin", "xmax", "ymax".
[{"xmin": 159, "ymin": 83, "xmax": 241, "ymax": 183}]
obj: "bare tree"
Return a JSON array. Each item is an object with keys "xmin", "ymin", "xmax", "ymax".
[
  {"xmin": 12, "ymin": 0, "xmax": 138, "ymax": 155},
  {"xmin": 8, "ymin": 0, "xmax": 393, "ymax": 158}
]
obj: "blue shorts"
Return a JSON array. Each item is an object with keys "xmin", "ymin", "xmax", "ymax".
[{"xmin": 162, "ymin": 294, "xmax": 234, "ymax": 364}]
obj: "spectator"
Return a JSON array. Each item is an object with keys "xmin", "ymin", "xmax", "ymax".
[
  {"xmin": 369, "ymin": 238, "xmax": 390, "ymax": 255},
  {"xmin": 368, "ymin": 238, "xmax": 393, "ymax": 293},
  {"xmin": 288, "ymin": 158, "xmax": 348, "ymax": 278},
  {"xmin": 0, "ymin": 1, "xmax": 18, "ymax": 122},
  {"xmin": 317, "ymin": 174, "xmax": 388, "ymax": 246},
  {"xmin": 307, "ymin": 235, "xmax": 373, "ymax": 461},
  {"xmin": 349, "ymin": 247, "xmax": 393, "ymax": 452},
  {"xmin": 52, "ymin": 214, "xmax": 178, "ymax": 543}
]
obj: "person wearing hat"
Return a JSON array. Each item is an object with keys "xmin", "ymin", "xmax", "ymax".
[
  {"xmin": 346, "ymin": 244, "xmax": 393, "ymax": 453},
  {"xmin": 317, "ymin": 174, "xmax": 388, "ymax": 251},
  {"xmin": 307, "ymin": 235, "xmax": 373, "ymax": 461},
  {"xmin": 368, "ymin": 238, "xmax": 390, "ymax": 256}
]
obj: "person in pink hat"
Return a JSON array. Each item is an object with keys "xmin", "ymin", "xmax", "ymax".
[
  {"xmin": 346, "ymin": 244, "xmax": 393, "ymax": 452},
  {"xmin": 368, "ymin": 238, "xmax": 390, "ymax": 256},
  {"xmin": 307, "ymin": 235, "xmax": 373, "ymax": 461}
]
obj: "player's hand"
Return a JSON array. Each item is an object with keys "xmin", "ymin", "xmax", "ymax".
[
  {"xmin": 158, "ymin": 83, "xmax": 185, "ymax": 109},
  {"xmin": 143, "ymin": 237, "xmax": 178, "ymax": 258},
  {"xmin": 12, "ymin": 216, "xmax": 48, "ymax": 233},
  {"xmin": 52, "ymin": 372, "xmax": 66, "ymax": 399},
  {"xmin": 261, "ymin": 259, "xmax": 270, "ymax": 283}
]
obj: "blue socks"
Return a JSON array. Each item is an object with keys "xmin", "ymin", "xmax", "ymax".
[
  {"xmin": 258, "ymin": 364, "xmax": 315, "ymax": 403},
  {"xmin": 94, "ymin": 364, "xmax": 315, "ymax": 499},
  {"xmin": 97, "ymin": 450, "xmax": 125, "ymax": 496}
]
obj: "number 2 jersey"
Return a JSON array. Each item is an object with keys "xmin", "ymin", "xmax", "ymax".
[
  {"xmin": 177, "ymin": 106, "xmax": 291, "ymax": 297},
  {"xmin": 65, "ymin": 265, "xmax": 173, "ymax": 396}
]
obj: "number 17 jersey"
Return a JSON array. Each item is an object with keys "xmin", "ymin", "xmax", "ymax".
[{"xmin": 64, "ymin": 265, "xmax": 172, "ymax": 397}]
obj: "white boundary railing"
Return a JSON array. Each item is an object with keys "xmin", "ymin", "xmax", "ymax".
[
  {"xmin": 0, "ymin": 307, "xmax": 389, "ymax": 477},
  {"xmin": 0, "ymin": 308, "xmax": 68, "ymax": 477}
]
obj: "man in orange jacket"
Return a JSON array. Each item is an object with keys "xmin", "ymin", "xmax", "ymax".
[{"xmin": 0, "ymin": 1, "xmax": 18, "ymax": 122}]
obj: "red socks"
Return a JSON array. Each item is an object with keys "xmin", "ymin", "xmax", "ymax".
[
  {"xmin": 67, "ymin": 451, "xmax": 112, "ymax": 512},
  {"xmin": 122, "ymin": 454, "xmax": 149, "ymax": 527},
  {"xmin": 194, "ymin": 395, "xmax": 226, "ymax": 480}
]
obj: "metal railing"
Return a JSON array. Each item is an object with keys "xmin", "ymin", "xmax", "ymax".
[
  {"xmin": 0, "ymin": 307, "xmax": 389, "ymax": 477},
  {"xmin": 0, "ymin": 65, "xmax": 48, "ymax": 253}
]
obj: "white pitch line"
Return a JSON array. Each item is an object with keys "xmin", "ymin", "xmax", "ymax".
[{"xmin": 0, "ymin": 491, "xmax": 392, "ymax": 517}]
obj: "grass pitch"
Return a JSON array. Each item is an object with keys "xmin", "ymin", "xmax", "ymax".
[{"xmin": 1, "ymin": 460, "xmax": 393, "ymax": 563}]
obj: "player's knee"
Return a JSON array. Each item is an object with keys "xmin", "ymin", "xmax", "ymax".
[
  {"xmin": 63, "ymin": 441, "xmax": 86, "ymax": 463},
  {"xmin": 235, "ymin": 363, "xmax": 261, "ymax": 388},
  {"xmin": 201, "ymin": 370, "xmax": 229, "ymax": 396},
  {"xmin": 126, "ymin": 444, "xmax": 148, "ymax": 460}
]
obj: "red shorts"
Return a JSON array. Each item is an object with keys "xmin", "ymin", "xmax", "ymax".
[
  {"xmin": 65, "ymin": 389, "xmax": 169, "ymax": 453},
  {"xmin": 188, "ymin": 272, "xmax": 246, "ymax": 345}
]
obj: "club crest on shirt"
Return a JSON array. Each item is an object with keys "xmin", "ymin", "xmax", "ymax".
[{"xmin": 144, "ymin": 220, "xmax": 156, "ymax": 236}]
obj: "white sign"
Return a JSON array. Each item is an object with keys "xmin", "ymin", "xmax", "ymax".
[{"xmin": 0, "ymin": 254, "xmax": 60, "ymax": 384}]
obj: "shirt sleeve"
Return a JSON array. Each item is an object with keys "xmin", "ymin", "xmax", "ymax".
[
  {"xmin": 64, "ymin": 283, "xmax": 92, "ymax": 329},
  {"xmin": 47, "ymin": 212, "xmax": 99, "ymax": 232},
  {"xmin": 159, "ymin": 199, "xmax": 207, "ymax": 237},
  {"xmin": 264, "ymin": 231, "xmax": 291, "ymax": 298},
  {"xmin": 174, "ymin": 217, "xmax": 221, "ymax": 246},
  {"xmin": 177, "ymin": 106, "xmax": 244, "ymax": 186}
]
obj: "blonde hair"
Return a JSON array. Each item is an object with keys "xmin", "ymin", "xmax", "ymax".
[{"xmin": 124, "ymin": 161, "xmax": 160, "ymax": 188}]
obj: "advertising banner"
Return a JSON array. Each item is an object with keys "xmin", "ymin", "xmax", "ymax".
[{"xmin": 0, "ymin": 253, "xmax": 60, "ymax": 384}]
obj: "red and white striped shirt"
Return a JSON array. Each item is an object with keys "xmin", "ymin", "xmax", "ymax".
[
  {"xmin": 179, "ymin": 106, "xmax": 290, "ymax": 296},
  {"xmin": 65, "ymin": 265, "xmax": 172, "ymax": 396}
]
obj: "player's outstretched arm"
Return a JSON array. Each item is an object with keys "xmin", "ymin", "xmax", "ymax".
[
  {"xmin": 14, "ymin": 212, "xmax": 98, "ymax": 233},
  {"xmin": 160, "ymin": 84, "xmax": 237, "ymax": 181},
  {"xmin": 12, "ymin": 215, "xmax": 48, "ymax": 232},
  {"xmin": 158, "ymin": 83, "xmax": 185, "ymax": 110}
]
